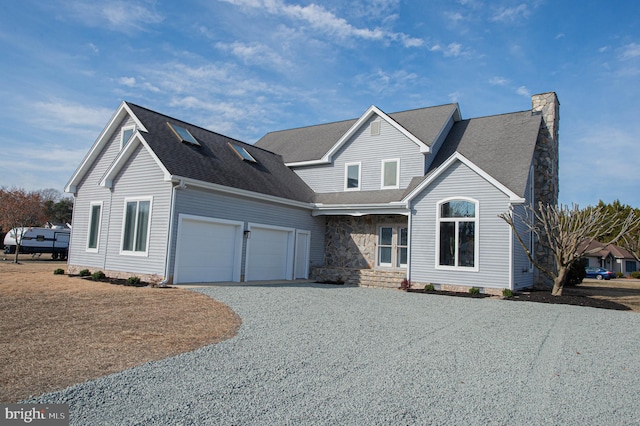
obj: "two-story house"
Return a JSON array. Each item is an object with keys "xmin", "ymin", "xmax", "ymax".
[{"xmin": 65, "ymin": 92, "xmax": 559, "ymax": 293}]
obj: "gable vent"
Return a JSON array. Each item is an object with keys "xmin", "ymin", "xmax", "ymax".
[{"xmin": 370, "ymin": 121, "xmax": 381, "ymax": 136}]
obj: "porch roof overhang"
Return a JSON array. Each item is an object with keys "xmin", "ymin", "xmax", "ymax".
[{"xmin": 311, "ymin": 202, "xmax": 409, "ymax": 217}]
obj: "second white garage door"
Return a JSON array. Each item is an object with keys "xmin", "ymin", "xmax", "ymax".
[
  {"xmin": 174, "ymin": 216, "xmax": 243, "ymax": 284},
  {"xmin": 245, "ymin": 225, "xmax": 294, "ymax": 281}
]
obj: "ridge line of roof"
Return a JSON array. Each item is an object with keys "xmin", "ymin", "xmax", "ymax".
[
  {"xmin": 124, "ymin": 101, "xmax": 278, "ymax": 156},
  {"xmin": 260, "ymin": 103, "xmax": 459, "ymax": 136}
]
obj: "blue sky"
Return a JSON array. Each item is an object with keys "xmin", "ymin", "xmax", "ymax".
[{"xmin": 0, "ymin": 0, "xmax": 638, "ymax": 207}]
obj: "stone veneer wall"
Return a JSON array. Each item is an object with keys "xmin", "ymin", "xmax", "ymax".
[
  {"xmin": 531, "ymin": 92, "xmax": 560, "ymax": 288},
  {"xmin": 312, "ymin": 214, "xmax": 408, "ymax": 287}
]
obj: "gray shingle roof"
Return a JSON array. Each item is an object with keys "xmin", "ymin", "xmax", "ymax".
[
  {"xmin": 126, "ymin": 103, "xmax": 315, "ymax": 203},
  {"xmin": 425, "ymin": 110, "xmax": 542, "ymax": 198},
  {"xmin": 255, "ymin": 104, "xmax": 458, "ymax": 163}
]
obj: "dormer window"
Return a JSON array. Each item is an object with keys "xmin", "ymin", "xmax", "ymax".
[
  {"xmin": 167, "ymin": 122, "xmax": 200, "ymax": 146},
  {"xmin": 229, "ymin": 143, "xmax": 257, "ymax": 162},
  {"xmin": 121, "ymin": 126, "xmax": 135, "ymax": 149}
]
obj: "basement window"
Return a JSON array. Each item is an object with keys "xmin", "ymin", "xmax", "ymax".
[
  {"xmin": 167, "ymin": 122, "xmax": 200, "ymax": 146},
  {"xmin": 229, "ymin": 143, "xmax": 257, "ymax": 162}
]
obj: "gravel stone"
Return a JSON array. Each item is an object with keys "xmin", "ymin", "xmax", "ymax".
[{"xmin": 29, "ymin": 284, "xmax": 640, "ymax": 425}]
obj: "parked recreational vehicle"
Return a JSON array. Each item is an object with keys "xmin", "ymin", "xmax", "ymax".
[{"xmin": 3, "ymin": 225, "xmax": 70, "ymax": 259}]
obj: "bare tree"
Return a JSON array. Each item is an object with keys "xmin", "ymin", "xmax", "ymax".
[
  {"xmin": 0, "ymin": 187, "xmax": 46, "ymax": 263},
  {"xmin": 499, "ymin": 202, "xmax": 640, "ymax": 296},
  {"xmin": 622, "ymin": 235, "xmax": 640, "ymax": 264}
]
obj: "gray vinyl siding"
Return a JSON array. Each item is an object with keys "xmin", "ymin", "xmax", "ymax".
[
  {"xmin": 167, "ymin": 187, "xmax": 324, "ymax": 280},
  {"xmin": 68, "ymin": 116, "xmax": 136, "ymax": 270},
  {"xmin": 292, "ymin": 115, "xmax": 425, "ymax": 193},
  {"xmin": 511, "ymin": 169, "xmax": 534, "ymax": 289},
  {"xmin": 103, "ymin": 144, "xmax": 172, "ymax": 276},
  {"xmin": 409, "ymin": 161, "xmax": 513, "ymax": 289}
]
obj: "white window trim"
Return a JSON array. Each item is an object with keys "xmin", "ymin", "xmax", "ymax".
[
  {"xmin": 376, "ymin": 224, "xmax": 408, "ymax": 269},
  {"xmin": 344, "ymin": 162, "xmax": 361, "ymax": 191},
  {"xmin": 120, "ymin": 125, "xmax": 136, "ymax": 149},
  {"xmin": 119, "ymin": 196, "xmax": 153, "ymax": 257},
  {"xmin": 435, "ymin": 197, "xmax": 479, "ymax": 272},
  {"xmin": 381, "ymin": 158, "xmax": 400, "ymax": 189},
  {"xmin": 86, "ymin": 201, "xmax": 103, "ymax": 253}
]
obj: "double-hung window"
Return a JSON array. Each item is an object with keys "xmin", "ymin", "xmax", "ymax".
[
  {"xmin": 345, "ymin": 162, "xmax": 361, "ymax": 191},
  {"xmin": 437, "ymin": 199, "xmax": 478, "ymax": 270},
  {"xmin": 86, "ymin": 201, "xmax": 102, "ymax": 252},
  {"xmin": 381, "ymin": 159, "xmax": 399, "ymax": 189},
  {"xmin": 121, "ymin": 197, "xmax": 152, "ymax": 255},
  {"xmin": 378, "ymin": 225, "xmax": 408, "ymax": 268}
]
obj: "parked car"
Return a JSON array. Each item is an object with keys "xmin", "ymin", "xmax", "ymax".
[{"xmin": 584, "ymin": 267, "xmax": 615, "ymax": 280}]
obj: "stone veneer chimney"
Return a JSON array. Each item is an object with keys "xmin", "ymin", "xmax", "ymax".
[{"xmin": 531, "ymin": 92, "xmax": 560, "ymax": 288}]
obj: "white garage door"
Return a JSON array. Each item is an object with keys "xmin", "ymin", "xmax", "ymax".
[
  {"xmin": 174, "ymin": 216, "xmax": 242, "ymax": 283},
  {"xmin": 246, "ymin": 225, "xmax": 293, "ymax": 281}
]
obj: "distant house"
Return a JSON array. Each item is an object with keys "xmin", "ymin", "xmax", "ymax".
[
  {"xmin": 65, "ymin": 92, "xmax": 559, "ymax": 293},
  {"xmin": 581, "ymin": 240, "xmax": 639, "ymax": 276}
]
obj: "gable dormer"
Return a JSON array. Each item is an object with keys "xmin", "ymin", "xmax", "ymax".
[
  {"xmin": 65, "ymin": 102, "xmax": 147, "ymax": 194},
  {"xmin": 255, "ymin": 103, "xmax": 461, "ymax": 194}
]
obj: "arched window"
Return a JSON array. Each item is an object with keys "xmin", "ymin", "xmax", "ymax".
[{"xmin": 437, "ymin": 199, "xmax": 477, "ymax": 269}]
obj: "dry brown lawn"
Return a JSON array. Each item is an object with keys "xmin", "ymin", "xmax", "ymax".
[{"xmin": 0, "ymin": 257, "xmax": 241, "ymax": 403}]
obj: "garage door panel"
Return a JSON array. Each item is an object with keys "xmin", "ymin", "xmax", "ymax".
[
  {"xmin": 246, "ymin": 226, "xmax": 292, "ymax": 281},
  {"xmin": 175, "ymin": 217, "xmax": 241, "ymax": 283}
]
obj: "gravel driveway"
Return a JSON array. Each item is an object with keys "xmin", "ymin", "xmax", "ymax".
[{"xmin": 32, "ymin": 284, "xmax": 640, "ymax": 425}]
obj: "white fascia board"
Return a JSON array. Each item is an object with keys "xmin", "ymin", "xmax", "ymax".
[
  {"xmin": 170, "ymin": 176, "xmax": 315, "ymax": 210},
  {"xmin": 65, "ymin": 102, "xmax": 148, "ymax": 193},
  {"xmin": 402, "ymin": 152, "xmax": 526, "ymax": 204},
  {"xmin": 285, "ymin": 159, "xmax": 329, "ymax": 167},
  {"xmin": 312, "ymin": 202, "xmax": 409, "ymax": 217},
  {"xmin": 99, "ymin": 132, "xmax": 171, "ymax": 188}
]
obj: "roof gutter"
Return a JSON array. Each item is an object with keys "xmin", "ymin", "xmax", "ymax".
[{"xmin": 311, "ymin": 202, "xmax": 409, "ymax": 217}]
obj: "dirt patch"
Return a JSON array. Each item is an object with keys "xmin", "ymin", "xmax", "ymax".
[{"xmin": 0, "ymin": 257, "xmax": 241, "ymax": 403}]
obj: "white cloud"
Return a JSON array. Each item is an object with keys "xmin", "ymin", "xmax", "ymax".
[
  {"xmin": 215, "ymin": 41, "xmax": 293, "ymax": 70},
  {"xmin": 443, "ymin": 42, "xmax": 463, "ymax": 57},
  {"xmin": 355, "ymin": 68, "xmax": 419, "ymax": 94},
  {"xmin": 491, "ymin": 4, "xmax": 529, "ymax": 23},
  {"xmin": 620, "ymin": 42, "xmax": 640, "ymax": 60},
  {"xmin": 66, "ymin": 0, "xmax": 164, "ymax": 33},
  {"xmin": 29, "ymin": 100, "xmax": 113, "ymax": 130},
  {"xmin": 489, "ymin": 76, "xmax": 509, "ymax": 86},
  {"xmin": 445, "ymin": 11, "xmax": 466, "ymax": 23},
  {"xmin": 516, "ymin": 86, "xmax": 531, "ymax": 97},
  {"xmin": 555, "ymin": 33, "xmax": 565, "ymax": 40},
  {"xmin": 599, "ymin": 46, "xmax": 609, "ymax": 53},
  {"xmin": 220, "ymin": 0, "xmax": 423, "ymax": 48},
  {"xmin": 119, "ymin": 76, "xmax": 136, "ymax": 87},
  {"xmin": 561, "ymin": 125, "xmax": 640, "ymax": 206},
  {"xmin": 429, "ymin": 42, "xmax": 465, "ymax": 57}
]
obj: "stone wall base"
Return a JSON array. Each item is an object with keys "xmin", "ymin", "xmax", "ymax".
[
  {"xmin": 67, "ymin": 264, "xmax": 166, "ymax": 286},
  {"xmin": 311, "ymin": 267, "xmax": 406, "ymax": 288}
]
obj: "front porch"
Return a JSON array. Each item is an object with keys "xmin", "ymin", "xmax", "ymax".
[{"xmin": 311, "ymin": 214, "xmax": 408, "ymax": 288}]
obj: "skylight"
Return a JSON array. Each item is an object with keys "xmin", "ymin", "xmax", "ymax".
[
  {"xmin": 230, "ymin": 143, "xmax": 257, "ymax": 162},
  {"xmin": 167, "ymin": 122, "xmax": 200, "ymax": 146}
]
